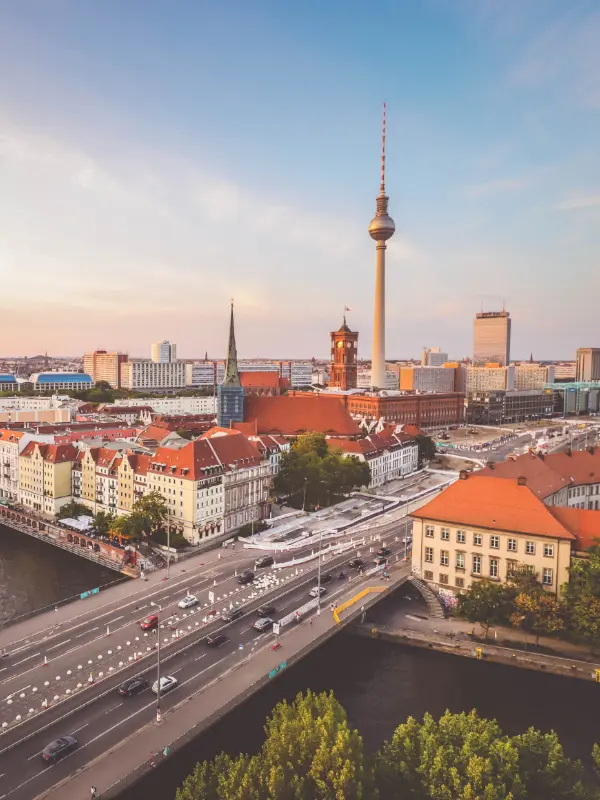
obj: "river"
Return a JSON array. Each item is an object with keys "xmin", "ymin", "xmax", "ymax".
[{"xmin": 0, "ymin": 523, "xmax": 123, "ymax": 627}]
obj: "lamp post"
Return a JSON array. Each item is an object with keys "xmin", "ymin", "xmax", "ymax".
[
  {"xmin": 150, "ymin": 601, "xmax": 162, "ymax": 722},
  {"xmin": 302, "ymin": 478, "xmax": 308, "ymax": 513},
  {"xmin": 316, "ymin": 527, "xmax": 323, "ymax": 616}
]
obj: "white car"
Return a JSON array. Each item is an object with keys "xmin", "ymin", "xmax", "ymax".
[
  {"xmin": 309, "ymin": 586, "xmax": 327, "ymax": 598},
  {"xmin": 152, "ymin": 676, "xmax": 178, "ymax": 695},
  {"xmin": 178, "ymin": 594, "xmax": 198, "ymax": 610}
]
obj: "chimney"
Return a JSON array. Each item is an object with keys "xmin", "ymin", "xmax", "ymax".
[
  {"xmin": 517, "ymin": 476, "xmax": 527, "ymax": 486},
  {"xmin": 589, "ymin": 446, "xmax": 595, "ymax": 456},
  {"xmin": 459, "ymin": 469, "xmax": 468, "ymax": 480}
]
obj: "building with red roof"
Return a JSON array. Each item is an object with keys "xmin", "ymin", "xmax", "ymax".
[
  {"xmin": 328, "ymin": 431, "xmax": 418, "ymax": 488},
  {"xmin": 242, "ymin": 393, "xmax": 361, "ymax": 438},
  {"xmin": 19, "ymin": 441, "xmax": 79, "ymax": 515}
]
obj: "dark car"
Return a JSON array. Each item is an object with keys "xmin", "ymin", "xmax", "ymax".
[
  {"xmin": 256, "ymin": 603, "xmax": 276, "ymax": 617},
  {"xmin": 237, "ymin": 570, "xmax": 254, "ymax": 585},
  {"xmin": 377, "ymin": 547, "xmax": 392, "ymax": 558},
  {"xmin": 221, "ymin": 608, "xmax": 243, "ymax": 623},
  {"xmin": 348, "ymin": 558, "xmax": 365, "ymax": 569},
  {"xmin": 206, "ymin": 633, "xmax": 229, "ymax": 647},
  {"xmin": 118, "ymin": 677, "xmax": 149, "ymax": 697},
  {"xmin": 313, "ymin": 573, "xmax": 332, "ymax": 584},
  {"xmin": 140, "ymin": 614, "xmax": 159, "ymax": 631},
  {"xmin": 255, "ymin": 555, "xmax": 274, "ymax": 568},
  {"xmin": 41, "ymin": 735, "xmax": 78, "ymax": 763}
]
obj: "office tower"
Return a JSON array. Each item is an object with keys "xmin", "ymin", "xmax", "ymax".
[
  {"xmin": 473, "ymin": 311, "xmax": 511, "ymax": 366},
  {"xmin": 151, "ymin": 340, "xmax": 177, "ymax": 363},
  {"xmin": 576, "ymin": 348, "xmax": 600, "ymax": 381},
  {"xmin": 82, "ymin": 350, "xmax": 129, "ymax": 389}
]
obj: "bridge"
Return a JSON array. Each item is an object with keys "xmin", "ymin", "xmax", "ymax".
[{"xmin": 0, "ymin": 507, "xmax": 417, "ymax": 800}]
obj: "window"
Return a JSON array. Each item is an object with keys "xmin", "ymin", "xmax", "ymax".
[
  {"xmin": 456, "ymin": 552, "xmax": 465, "ymax": 570},
  {"xmin": 543, "ymin": 568, "xmax": 554, "ymax": 586},
  {"xmin": 543, "ymin": 543, "xmax": 554, "ymax": 558},
  {"xmin": 439, "ymin": 573, "xmax": 449, "ymax": 585},
  {"xmin": 490, "ymin": 535, "xmax": 500, "ymax": 549},
  {"xmin": 507, "ymin": 559, "xmax": 518, "ymax": 578},
  {"xmin": 456, "ymin": 530, "xmax": 466, "ymax": 543},
  {"xmin": 425, "ymin": 547, "xmax": 434, "ymax": 563},
  {"xmin": 441, "ymin": 527, "xmax": 450, "ymax": 541},
  {"xmin": 525, "ymin": 541, "xmax": 535, "ymax": 555},
  {"xmin": 507, "ymin": 538, "xmax": 517, "ymax": 552},
  {"xmin": 490, "ymin": 558, "xmax": 499, "ymax": 578},
  {"xmin": 425, "ymin": 525, "xmax": 434, "ymax": 538},
  {"xmin": 424, "ymin": 570, "xmax": 433, "ymax": 580},
  {"xmin": 455, "ymin": 577, "xmax": 465, "ymax": 588},
  {"xmin": 473, "ymin": 533, "xmax": 482, "ymax": 546},
  {"xmin": 440, "ymin": 550, "xmax": 449, "ymax": 566},
  {"xmin": 472, "ymin": 555, "xmax": 481, "ymax": 575}
]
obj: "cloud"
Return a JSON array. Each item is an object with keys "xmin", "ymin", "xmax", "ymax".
[
  {"xmin": 464, "ymin": 178, "xmax": 528, "ymax": 199},
  {"xmin": 555, "ymin": 193, "xmax": 600, "ymax": 211}
]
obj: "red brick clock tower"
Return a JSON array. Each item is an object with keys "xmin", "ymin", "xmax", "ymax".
[{"xmin": 330, "ymin": 315, "xmax": 358, "ymax": 390}]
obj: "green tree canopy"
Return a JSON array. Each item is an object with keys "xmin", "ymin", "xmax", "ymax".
[
  {"xmin": 57, "ymin": 500, "xmax": 91, "ymax": 520},
  {"xmin": 456, "ymin": 579, "xmax": 517, "ymax": 638}
]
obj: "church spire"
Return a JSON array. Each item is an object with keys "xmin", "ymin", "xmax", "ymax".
[{"xmin": 222, "ymin": 299, "xmax": 241, "ymax": 386}]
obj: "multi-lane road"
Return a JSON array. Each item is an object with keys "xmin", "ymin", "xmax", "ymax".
[{"xmin": 0, "ymin": 523, "xmax": 407, "ymax": 799}]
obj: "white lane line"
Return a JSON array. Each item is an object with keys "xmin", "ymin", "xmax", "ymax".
[
  {"xmin": 75, "ymin": 631, "xmax": 88, "ymax": 638},
  {"xmin": 108, "ymin": 616, "xmax": 124, "ymax": 625},
  {"xmin": 46, "ymin": 639, "xmax": 71, "ymax": 652},
  {"xmin": 6, "ymin": 684, "xmax": 31, "ymax": 699},
  {"xmin": 70, "ymin": 723, "xmax": 89, "ymax": 735},
  {"xmin": 170, "ymin": 667, "xmax": 184, "ymax": 675},
  {"xmin": 137, "ymin": 605, "xmax": 148, "ymax": 611},
  {"xmin": 104, "ymin": 704, "xmax": 123, "ymax": 714},
  {"xmin": 0, "ymin": 668, "xmax": 7, "ymax": 674},
  {"xmin": 194, "ymin": 653, "xmax": 206, "ymax": 662},
  {"xmin": 12, "ymin": 652, "xmax": 40, "ymax": 666}
]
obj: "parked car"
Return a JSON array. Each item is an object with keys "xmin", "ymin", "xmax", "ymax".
[
  {"xmin": 206, "ymin": 633, "xmax": 229, "ymax": 647},
  {"xmin": 178, "ymin": 594, "xmax": 198, "ymax": 610},
  {"xmin": 221, "ymin": 608, "xmax": 243, "ymax": 623},
  {"xmin": 348, "ymin": 558, "xmax": 364, "ymax": 569},
  {"xmin": 152, "ymin": 676, "xmax": 178, "ymax": 695},
  {"xmin": 376, "ymin": 547, "xmax": 392, "ymax": 558},
  {"xmin": 309, "ymin": 586, "xmax": 327, "ymax": 598},
  {"xmin": 255, "ymin": 555, "xmax": 274, "ymax": 568},
  {"xmin": 237, "ymin": 570, "xmax": 255, "ymax": 585},
  {"xmin": 41, "ymin": 736, "xmax": 78, "ymax": 763},
  {"xmin": 256, "ymin": 603, "xmax": 276, "ymax": 617},
  {"xmin": 253, "ymin": 617, "xmax": 274, "ymax": 632},
  {"xmin": 118, "ymin": 677, "xmax": 149, "ymax": 697},
  {"xmin": 140, "ymin": 614, "xmax": 159, "ymax": 631}
]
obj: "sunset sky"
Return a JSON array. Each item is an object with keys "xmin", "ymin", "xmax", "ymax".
[{"xmin": 0, "ymin": 0, "xmax": 598, "ymax": 360}]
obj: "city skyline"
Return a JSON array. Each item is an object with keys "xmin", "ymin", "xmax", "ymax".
[{"xmin": 0, "ymin": 1, "xmax": 599, "ymax": 359}]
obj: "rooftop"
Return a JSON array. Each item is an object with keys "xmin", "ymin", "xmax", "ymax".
[{"xmin": 244, "ymin": 394, "xmax": 360, "ymax": 437}]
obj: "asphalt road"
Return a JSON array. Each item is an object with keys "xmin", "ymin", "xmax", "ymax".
[{"xmin": 0, "ymin": 532, "xmax": 407, "ymax": 800}]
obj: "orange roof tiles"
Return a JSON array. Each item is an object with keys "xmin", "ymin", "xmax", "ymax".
[
  {"xmin": 239, "ymin": 371, "xmax": 281, "ymax": 388},
  {"xmin": 0, "ymin": 429, "xmax": 24, "ymax": 442},
  {"xmin": 549, "ymin": 507, "xmax": 600, "ymax": 552},
  {"xmin": 150, "ymin": 434, "xmax": 262, "ymax": 481},
  {"xmin": 412, "ymin": 475, "xmax": 576, "ymax": 540},
  {"xmin": 20, "ymin": 442, "xmax": 78, "ymax": 463},
  {"xmin": 244, "ymin": 394, "xmax": 360, "ymax": 437}
]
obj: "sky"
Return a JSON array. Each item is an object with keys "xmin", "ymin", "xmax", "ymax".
[{"xmin": 0, "ymin": 0, "xmax": 598, "ymax": 361}]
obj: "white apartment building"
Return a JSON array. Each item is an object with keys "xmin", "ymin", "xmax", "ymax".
[
  {"xmin": 0, "ymin": 395, "xmax": 76, "ymax": 411},
  {"xmin": 357, "ymin": 369, "xmax": 399, "ymax": 390},
  {"xmin": 331, "ymin": 432, "xmax": 419, "ymax": 489},
  {"xmin": 120, "ymin": 361, "xmax": 187, "ymax": 391},
  {"xmin": 151, "ymin": 341, "xmax": 177, "ymax": 363},
  {"xmin": 422, "ymin": 347, "xmax": 448, "ymax": 367},
  {"xmin": 553, "ymin": 362, "xmax": 576, "ymax": 381},
  {"xmin": 399, "ymin": 366, "xmax": 455, "ymax": 393},
  {"xmin": 106, "ymin": 396, "xmax": 216, "ymax": 415},
  {"xmin": 186, "ymin": 360, "xmax": 313, "ymax": 388},
  {"xmin": 0, "ymin": 430, "xmax": 56, "ymax": 501},
  {"xmin": 465, "ymin": 365, "xmax": 515, "ymax": 393},
  {"xmin": 514, "ymin": 364, "xmax": 555, "ymax": 390}
]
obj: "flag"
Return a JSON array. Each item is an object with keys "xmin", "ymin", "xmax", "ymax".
[{"xmin": 344, "ymin": 305, "xmax": 352, "ymax": 312}]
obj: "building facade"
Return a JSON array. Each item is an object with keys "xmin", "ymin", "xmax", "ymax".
[
  {"xmin": 329, "ymin": 317, "xmax": 358, "ymax": 391},
  {"xmin": 465, "ymin": 365, "xmax": 514, "ymax": 393},
  {"xmin": 473, "ymin": 311, "xmax": 511, "ymax": 366},
  {"xmin": 514, "ymin": 364, "xmax": 555, "ymax": 390},
  {"xmin": 466, "ymin": 389, "xmax": 554, "ymax": 425},
  {"xmin": 151, "ymin": 340, "xmax": 177, "ymax": 363},
  {"xmin": 120, "ymin": 361, "xmax": 187, "ymax": 391},
  {"xmin": 30, "ymin": 373, "xmax": 94, "ymax": 392},
  {"xmin": 576, "ymin": 348, "xmax": 600, "ymax": 382},
  {"xmin": 185, "ymin": 359, "xmax": 313, "ymax": 389},
  {"xmin": 399, "ymin": 366, "xmax": 455, "ymax": 393},
  {"xmin": 329, "ymin": 431, "xmax": 418, "ymax": 488},
  {"xmin": 422, "ymin": 347, "xmax": 448, "ymax": 367},
  {"xmin": 19, "ymin": 442, "xmax": 77, "ymax": 514},
  {"xmin": 82, "ymin": 351, "xmax": 129, "ymax": 389},
  {"xmin": 335, "ymin": 392, "xmax": 465, "ymax": 430}
]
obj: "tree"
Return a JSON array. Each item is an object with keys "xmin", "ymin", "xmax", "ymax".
[
  {"xmin": 510, "ymin": 591, "xmax": 565, "ymax": 646},
  {"xmin": 415, "ymin": 434, "xmax": 436, "ymax": 465},
  {"xmin": 132, "ymin": 491, "xmax": 168, "ymax": 535},
  {"xmin": 294, "ymin": 431, "xmax": 328, "ymax": 458},
  {"xmin": 510, "ymin": 727, "xmax": 589, "ymax": 799},
  {"xmin": 57, "ymin": 500, "xmax": 91, "ymax": 520},
  {"xmin": 566, "ymin": 595, "xmax": 600, "ymax": 653},
  {"xmin": 456, "ymin": 579, "xmax": 516, "ymax": 638},
  {"xmin": 93, "ymin": 510, "xmax": 114, "ymax": 536},
  {"xmin": 176, "ymin": 691, "xmax": 374, "ymax": 800}
]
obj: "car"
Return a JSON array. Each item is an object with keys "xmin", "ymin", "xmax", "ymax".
[
  {"xmin": 41, "ymin": 735, "xmax": 78, "ymax": 763},
  {"xmin": 237, "ymin": 570, "xmax": 255, "ymax": 585},
  {"xmin": 377, "ymin": 547, "xmax": 392, "ymax": 557},
  {"xmin": 140, "ymin": 614, "xmax": 159, "ymax": 631},
  {"xmin": 313, "ymin": 573, "xmax": 332, "ymax": 584},
  {"xmin": 256, "ymin": 603, "xmax": 276, "ymax": 617},
  {"xmin": 253, "ymin": 617, "xmax": 274, "ymax": 632},
  {"xmin": 221, "ymin": 608, "xmax": 243, "ymax": 623},
  {"xmin": 118, "ymin": 677, "xmax": 149, "ymax": 697},
  {"xmin": 178, "ymin": 594, "xmax": 198, "ymax": 610},
  {"xmin": 206, "ymin": 633, "xmax": 229, "ymax": 647},
  {"xmin": 309, "ymin": 586, "xmax": 327, "ymax": 598},
  {"xmin": 152, "ymin": 676, "xmax": 178, "ymax": 695},
  {"xmin": 374, "ymin": 556, "xmax": 387, "ymax": 566},
  {"xmin": 348, "ymin": 558, "xmax": 365, "ymax": 569},
  {"xmin": 255, "ymin": 555, "xmax": 274, "ymax": 568}
]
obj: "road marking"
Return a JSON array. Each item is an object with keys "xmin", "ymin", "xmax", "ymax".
[
  {"xmin": 75, "ymin": 631, "xmax": 88, "ymax": 638},
  {"xmin": 13, "ymin": 652, "xmax": 40, "ymax": 666},
  {"xmin": 88, "ymin": 626, "xmax": 100, "ymax": 633},
  {"xmin": 70, "ymin": 723, "xmax": 89, "ymax": 735},
  {"xmin": 171, "ymin": 667, "xmax": 183, "ymax": 675},
  {"xmin": 108, "ymin": 616, "xmax": 124, "ymax": 624},
  {"xmin": 137, "ymin": 605, "xmax": 148, "ymax": 611},
  {"xmin": 104, "ymin": 704, "xmax": 123, "ymax": 714},
  {"xmin": 0, "ymin": 668, "xmax": 7, "ymax": 674},
  {"xmin": 46, "ymin": 639, "xmax": 71, "ymax": 652},
  {"xmin": 194, "ymin": 654, "xmax": 206, "ymax": 662}
]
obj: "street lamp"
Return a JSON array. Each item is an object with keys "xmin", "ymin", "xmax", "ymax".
[
  {"xmin": 150, "ymin": 601, "xmax": 162, "ymax": 723},
  {"xmin": 316, "ymin": 527, "xmax": 323, "ymax": 616},
  {"xmin": 302, "ymin": 478, "xmax": 308, "ymax": 513}
]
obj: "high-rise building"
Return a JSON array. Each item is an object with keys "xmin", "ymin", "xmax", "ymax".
[
  {"xmin": 151, "ymin": 340, "xmax": 177, "ymax": 363},
  {"xmin": 576, "ymin": 348, "xmax": 600, "ymax": 381},
  {"xmin": 473, "ymin": 311, "xmax": 511, "ymax": 366},
  {"xmin": 368, "ymin": 104, "xmax": 395, "ymax": 389},
  {"xmin": 421, "ymin": 347, "xmax": 448, "ymax": 367},
  {"xmin": 82, "ymin": 350, "xmax": 129, "ymax": 389},
  {"xmin": 217, "ymin": 303, "xmax": 245, "ymax": 428},
  {"xmin": 329, "ymin": 315, "xmax": 358, "ymax": 391}
]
